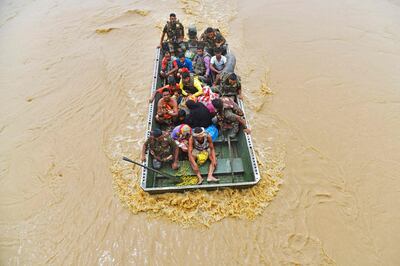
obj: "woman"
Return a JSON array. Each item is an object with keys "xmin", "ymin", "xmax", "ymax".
[{"xmin": 171, "ymin": 124, "xmax": 192, "ymax": 152}]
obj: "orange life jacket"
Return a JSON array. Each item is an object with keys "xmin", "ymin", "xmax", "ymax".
[{"xmin": 162, "ymin": 100, "xmax": 173, "ymax": 119}]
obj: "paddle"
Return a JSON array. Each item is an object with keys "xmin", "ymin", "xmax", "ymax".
[
  {"xmin": 122, "ymin": 156, "xmax": 177, "ymax": 179},
  {"xmin": 227, "ymin": 135, "xmax": 236, "ymax": 183}
]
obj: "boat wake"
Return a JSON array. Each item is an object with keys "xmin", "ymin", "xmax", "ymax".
[{"xmin": 111, "ymin": 146, "xmax": 284, "ymax": 227}]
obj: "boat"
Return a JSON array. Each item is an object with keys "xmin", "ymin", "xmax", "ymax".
[{"xmin": 139, "ymin": 43, "xmax": 261, "ymax": 193}]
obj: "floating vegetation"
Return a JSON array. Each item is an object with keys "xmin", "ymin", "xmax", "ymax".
[
  {"xmin": 260, "ymin": 71, "xmax": 273, "ymax": 95},
  {"xmin": 176, "ymin": 176, "xmax": 199, "ymax": 186},
  {"xmin": 175, "ymin": 161, "xmax": 199, "ymax": 186},
  {"xmin": 260, "ymin": 83, "xmax": 273, "ymax": 95},
  {"xmin": 125, "ymin": 9, "xmax": 150, "ymax": 16},
  {"xmin": 95, "ymin": 28, "xmax": 115, "ymax": 34}
]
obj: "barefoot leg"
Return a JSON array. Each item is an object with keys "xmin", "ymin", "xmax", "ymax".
[
  {"xmin": 197, "ymin": 173, "xmax": 203, "ymax": 184},
  {"xmin": 189, "ymin": 160, "xmax": 203, "ymax": 184},
  {"xmin": 207, "ymin": 162, "xmax": 219, "ymax": 182}
]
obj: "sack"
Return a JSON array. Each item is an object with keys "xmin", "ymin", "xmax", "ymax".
[
  {"xmin": 205, "ymin": 124, "xmax": 219, "ymax": 142},
  {"xmin": 197, "ymin": 150, "xmax": 209, "ymax": 165}
]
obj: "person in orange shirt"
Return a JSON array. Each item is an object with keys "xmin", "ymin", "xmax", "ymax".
[
  {"xmin": 149, "ymin": 76, "xmax": 180, "ymax": 103},
  {"xmin": 155, "ymin": 88, "xmax": 178, "ymax": 126}
]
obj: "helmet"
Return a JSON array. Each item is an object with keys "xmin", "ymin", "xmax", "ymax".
[{"xmin": 188, "ymin": 24, "xmax": 197, "ymax": 39}]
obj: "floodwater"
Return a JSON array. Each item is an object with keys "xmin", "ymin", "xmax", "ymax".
[{"xmin": 1, "ymin": 0, "xmax": 400, "ymax": 265}]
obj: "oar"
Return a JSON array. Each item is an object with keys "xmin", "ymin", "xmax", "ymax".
[
  {"xmin": 122, "ymin": 156, "xmax": 177, "ymax": 179},
  {"xmin": 222, "ymin": 131, "xmax": 235, "ymax": 183},
  {"xmin": 227, "ymin": 135, "xmax": 235, "ymax": 183}
]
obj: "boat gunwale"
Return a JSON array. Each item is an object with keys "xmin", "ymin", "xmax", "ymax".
[{"xmin": 140, "ymin": 47, "xmax": 161, "ymax": 189}]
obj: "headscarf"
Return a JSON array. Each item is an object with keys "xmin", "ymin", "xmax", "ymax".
[
  {"xmin": 179, "ymin": 124, "xmax": 192, "ymax": 136},
  {"xmin": 192, "ymin": 127, "xmax": 206, "ymax": 138}
]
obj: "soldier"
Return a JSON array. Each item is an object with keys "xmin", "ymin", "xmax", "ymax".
[
  {"xmin": 184, "ymin": 24, "xmax": 199, "ymax": 60},
  {"xmin": 211, "ymin": 97, "xmax": 251, "ymax": 138},
  {"xmin": 141, "ymin": 129, "xmax": 179, "ymax": 170},
  {"xmin": 200, "ymin": 27, "xmax": 226, "ymax": 55},
  {"xmin": 214, "ymin": 72, "xmax": 243, "ymax": 99},
  {"xmin": 159, "ymin": 13, "xmax": 185, "ymax": 55},
  {"xmin": 192, "ymin": 45, "xmax": 211, "ymax": 84},
  {"xmin": 187, "ymin": 24, "xmax": 198, "ymax": 43},
  {"xmin": 155, "ymin": 88, "xmax": 178, "ymax": 126},
  {"xmin": 188, "ymin": 127, "xmax": 218, "ymax": 184}
]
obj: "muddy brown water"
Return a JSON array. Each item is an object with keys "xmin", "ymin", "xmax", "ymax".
[{"xmin": 1, "ymin": 0, "xmax": 400, "ymax": 265}]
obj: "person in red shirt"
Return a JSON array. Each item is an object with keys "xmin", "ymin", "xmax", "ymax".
[
  {"xmin": 149, "ymin": 76, "xmax": 180, "ymax": 103},
  {"xmin": 160, "ymin": 51, "xmax": 176, "ymax": 79}
]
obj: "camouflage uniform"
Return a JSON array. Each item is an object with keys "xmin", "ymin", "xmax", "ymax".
[
  {"xmin": 185, "ymin": 26, "xmax": 198, "ymax": 58},
  {"xmin": 144, "ymin": 135, "xmax": 177, "ymax": 169},
  {"xmin": 215, "ymin": 97, "xmax": 244, "ymax": 138},
  {"xmin": 200, "ymin": 29, "xmax": 226, "ymax": 55},
  {"xmin": 192, "ymin": 53, "xmax": 210, "ymax": 76},
  {"xmin": 217, "ymin": 72, "xmax": 242, "ymax": 96},
  {"xmin": 163, "ymin": 21, "xmax": 185, "ymax": 53}
]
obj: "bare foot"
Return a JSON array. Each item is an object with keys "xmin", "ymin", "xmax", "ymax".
[
  {"xmin": 207, "ymin": 176, "xmax": 219, "ymax": 182},
  {"xmin": 197, "ymin": 175, "xmax": 203, "ymax": 185},
  {"xmin": 171, "ymin": 161, "xmax": 179, "ymax": 170}
]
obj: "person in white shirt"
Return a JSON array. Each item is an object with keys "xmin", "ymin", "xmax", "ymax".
[{"xmin": 209, "ymin": 47, "xmax": 227, "ymax": 82}]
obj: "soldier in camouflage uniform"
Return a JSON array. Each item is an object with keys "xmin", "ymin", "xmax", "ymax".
[
  {"xmin": 159, "ymin": 13, "xmax": 185, "ymax": 55},
  {"xmin": 184, "ymin": 25, "xmax": 199, "ymax": 60},
  {"xmin": 192, "ymin": 45, "xmax": 211, "ymax": 84},
  {"xmin": 211, "ymin": 97, "xmax": 251, "ymax": 138},
  {"xmin": 200, "ymin": 27, "xmax": 227, "ymax": 55},
  {"xmin": 141, "ymin": 129, "xmax": 179, "ymax": 170},
  {"xmin": 214, "ymin": 72, "xmax": 243, "ymax": 99}
]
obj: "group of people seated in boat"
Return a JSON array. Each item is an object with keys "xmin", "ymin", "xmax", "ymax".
[{"xmin": 141, "ymin": 13, "xmax": 250, "ymax": 185}]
